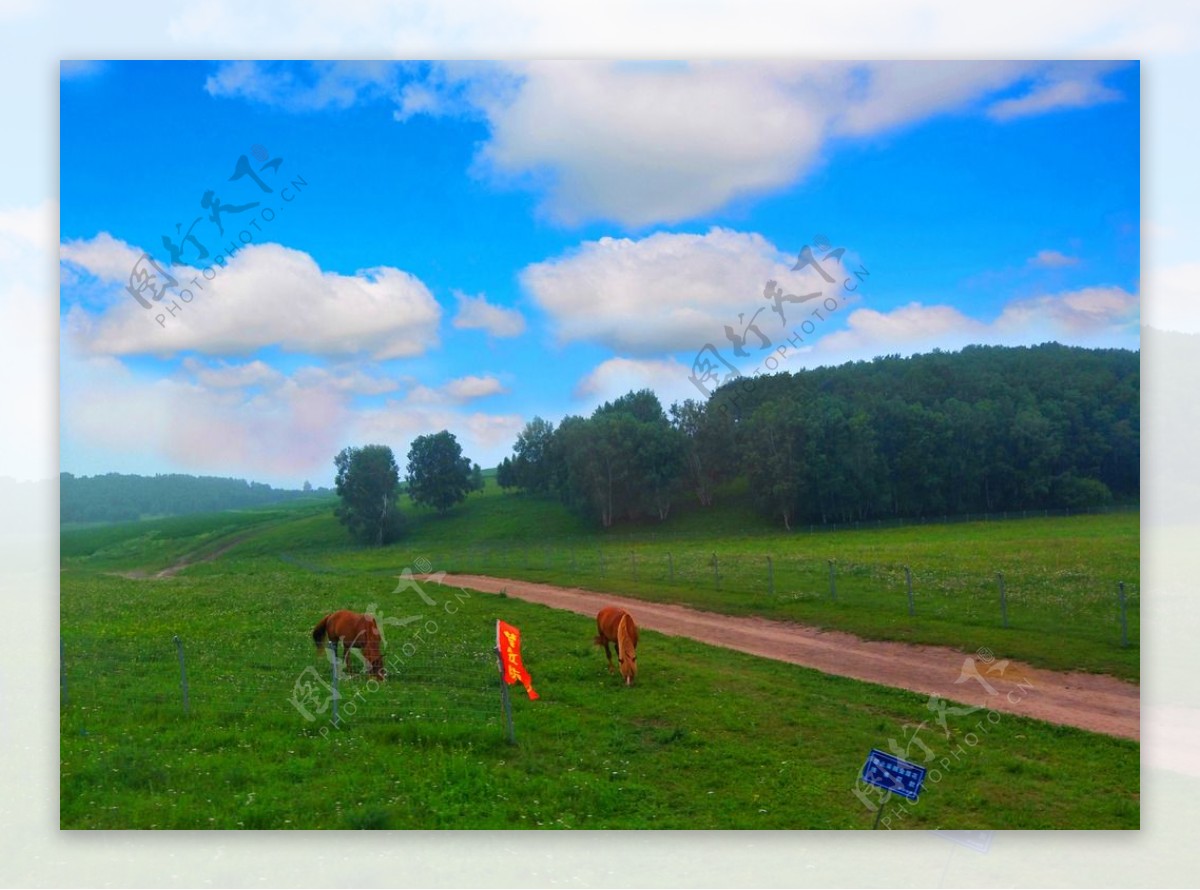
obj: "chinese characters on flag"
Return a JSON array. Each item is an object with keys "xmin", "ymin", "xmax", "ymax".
[{"xmin": 496, "ymin": 620, "xmax": 539, "ymax": 700}]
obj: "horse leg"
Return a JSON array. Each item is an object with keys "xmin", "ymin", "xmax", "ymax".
[
  {"xmin": 603, "ymin": 638, "xmax": 614, "ymax": 673},
  {"xmin": 344, "ymin": 643, "xmax": 354, "ymax": 676}
]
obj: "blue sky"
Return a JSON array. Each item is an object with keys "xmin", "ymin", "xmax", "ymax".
[{"xmin": 59, "ymin": 60, "xmax": 1140, "ymax": 487}]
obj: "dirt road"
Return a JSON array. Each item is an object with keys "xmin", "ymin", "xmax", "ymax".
[{"xmin": 423, "ymin": 573, "xmax": 1139, "ymax": 741}]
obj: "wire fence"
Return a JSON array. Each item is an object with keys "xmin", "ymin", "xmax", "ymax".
[
  {"xmin": 440, "ymin": 542, "xmax": 1138, "ymax": 651},
  {"xmin": 60, "ymin": 627, "xmax": 512, "ymax": 746}
]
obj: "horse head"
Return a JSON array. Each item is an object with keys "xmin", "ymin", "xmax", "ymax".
[{"xmin": 365, "ymin": 618, "xmax": 387, "ymax": 680}]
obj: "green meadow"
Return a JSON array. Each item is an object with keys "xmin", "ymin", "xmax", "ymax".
[{"xmin": 60, "ymin": 488, "xmax": 1139, "ymax": 829}]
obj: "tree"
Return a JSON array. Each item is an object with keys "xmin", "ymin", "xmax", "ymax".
[
  {"xmin": 333, "ymin": 445, "xmax": 403, "ymax": 546},
  {"xmin": 742, "ymin": 400, "xmax": 805, "ymax": 530},
  {"xmin": 512, "ymin": 416, "xmax": 557, "ymax": 493},
  {"xmin": 406, "ymin": 431, "xmax": 473, "ymax": 513},
  {"xmin": 670, "ymin": 398, "xmax": 736, "ymax": 507},
  {"xmin": 496, "ymin": 456, "xmax": 517, "ymax": 491},
  {"xmin": 552, "ymin": 390, "xmax": 684, "ymax": 526},
  {"xmin": 471, "ymin": 462, "xmax": 485, "ymax": 493}
]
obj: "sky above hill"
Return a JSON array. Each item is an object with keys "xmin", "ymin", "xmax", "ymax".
[{"xmin": 58, "ymin": 60, "xmax": 1140, "ymax": 486}]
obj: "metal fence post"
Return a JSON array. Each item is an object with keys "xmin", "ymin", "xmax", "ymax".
[
  {"xmin": 328, "ymin": 641, "xmax": 340, "ymax": 727},
  {"xmin": 1118, "ymin": 582, "xmax": 1129, "ymax": 648},
  {"xmin": 173, "ymin": 635, "xmax": 190, "ymax": 715},
  {"xmin": 495, "ymin": 647, "xmax": 516, "ymax": 744},
  {"xmin": 828, "ymin": 560, "xmax": 837, "ymax": 602}
]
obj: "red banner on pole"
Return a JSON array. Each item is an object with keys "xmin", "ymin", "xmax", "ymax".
[{"xmin": 496, "ymin": 620, "xmax": 539, "ymax": 700}]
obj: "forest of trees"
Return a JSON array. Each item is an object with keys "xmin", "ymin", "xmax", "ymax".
[
  {"xmin": 498, "ymin": 343, "xmax": 1139, "ymax": 529},
  {"xmin": 60, "ymin": 472, "xmax": 328, "ymax": 524}
]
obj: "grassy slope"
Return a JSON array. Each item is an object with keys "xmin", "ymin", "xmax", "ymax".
[
  {"xmin": 213, "ymin": 482, "xmax": 1139, "ymax": 681},
  {"xmin": 60, "ymin": 493, "xmax": 1139, "ymax": 829}
]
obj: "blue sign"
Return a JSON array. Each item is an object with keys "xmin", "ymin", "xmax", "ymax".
[{"xmin": 861, "ymin": 748, "xmax": 927, "ymax": 801}]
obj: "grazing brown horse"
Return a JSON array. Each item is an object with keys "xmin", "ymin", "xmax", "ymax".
[
  {"xmin": 312, "ymin": 610, "xmax": 386, "ymax": 679},
  {"xmin": 594, "ymin": 606, "xmax": 639, "ymax": 686}
]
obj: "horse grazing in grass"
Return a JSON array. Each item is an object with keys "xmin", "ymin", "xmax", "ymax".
[
  {"xmin": 595, "ymin": 606, "xmax": 639, "ymax": 686},
  {"xmin": 312, "ymin": 610, "xmax": 386, "ymax": 679}
]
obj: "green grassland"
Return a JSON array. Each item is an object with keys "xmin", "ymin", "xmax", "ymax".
[
  {"xmin": 60, "ymin": 490, "xmax": 1139, "ymax": 829},
  {"xmin": 202, "ymin": 480, "xmax": 1138, "ymax": 681}
]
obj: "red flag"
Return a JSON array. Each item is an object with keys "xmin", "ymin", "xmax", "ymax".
[{"xmin": 496, "ymin": 620, "xmax": 539, "ymax": 700}]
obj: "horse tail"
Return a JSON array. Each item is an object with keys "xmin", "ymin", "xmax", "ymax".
[{"xmin": 312, "ymin": 614, "xmax": 330, "ymax": 653}]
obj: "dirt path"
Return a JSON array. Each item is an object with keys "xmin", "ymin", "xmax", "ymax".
[
  {"xmin": 116, "ymin": 533, "xmax": 253, "ymax": 580},
  {"xmin": 423, "ymin": 573, "xmax": 1139, "ymax": 741}
]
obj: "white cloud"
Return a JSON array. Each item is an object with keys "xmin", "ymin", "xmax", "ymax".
[
  {"xmin": 816, "ymin": 303, "xmax": 988, "ymax": 358},
  {"xmin": 60, "ymin": 347, "xmax": 356, "ymax": 484},
  {"xmin": 180, "ymin": 357, "xmax": 284, "ymax": 389},
  {"xmin": 60, "ymin": 345, "xmax": 518, "ymax": 484},
  {"xmin": 354, "ymin": 399, "xmax": 524, "ymax": 470},
  {"xmin": 831, "ymin": 60, "xmax": 1034, "ymax": 136},
  {"xmin": 521, "ymin": 227, "xmax": 855, "ymax": 355},
  {"xmin": 443, "ymin": 375, "xmax": 507, "ymax": 401},
  {"xmin": 988, "ymin": 66, "xmax": 1123, "ymax": 121},
  {"xmin": 473, "ymin": 61, "xmax": 831, "ymax": 226},
  {"xmin": 811, "ymin": 286, "xmax": 1139, "ymax": 366},
  {"xmin": 451, "ymin": 290, "xmax": 526, "ymax": 337},
  {"xmin": 1029, "ymin": 249, "xmax": 1080, "ymax": 268},
  {"xmin": 291, "ymin": 365, "xmax": 401, "ymax": 396},
  {"xmin": 996, "ymin": 286, "xmax": 1139, "ymax": 335},
  {"xmin": 574, "ymin": 356, "xmax": 699, "ymax": 410},
  {"xmin": 204, "ymin": 60, "xmax": 403, "ymax": 111},
  {"xmin": 61, "ymin": 237, "xmax": 442, "ymax": 360},
  {"xmin": 201, "ymin": 60, "xmax": 1131, "ymax": 227},
  {"xmin": 401, "ymin": 375, "xmax": 507, "ymax": 404}
]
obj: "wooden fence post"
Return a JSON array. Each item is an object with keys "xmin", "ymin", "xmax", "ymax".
[
  {"xmin": 1118, "ymin": 582, "xmax": 1129, "ymax": 648},
  {"xmin": 997, "ymin": 572, "xmax": 1008, "ymax": 628}
]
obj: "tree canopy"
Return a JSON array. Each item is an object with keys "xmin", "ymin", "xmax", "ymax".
[
  {"xmin": 497, "ymin": 343, "xmax": 1139, "ymax": 529},
  {"xmin": 60, "ymin": 472, "xmax": 325, "ymax": 524},
  {"xmin": 333, "ymin": 444, "xmax": 403, "ymax": 546},
  {"xmin": 406, "ymin": 430, "xmax": 474, "ymax": 513}
]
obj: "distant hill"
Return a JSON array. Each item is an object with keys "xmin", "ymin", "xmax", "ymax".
[{"xmin": 60, "ymin": 472, "xmax": 332, "ymax": 524}]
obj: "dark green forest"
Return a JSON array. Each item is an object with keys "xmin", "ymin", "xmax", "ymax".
[
  {"xmin": 60, "ymin": 472, "xmax": 328, "ymax": 524},
  {"xmin": 499, "ymin": 343, "xmax": 1139, "ymax": 529}
]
